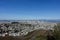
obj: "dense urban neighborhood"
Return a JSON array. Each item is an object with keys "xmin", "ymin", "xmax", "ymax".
[{"xmin": 0, "ymin": 20, "xmax": 57, "ymax": 37}]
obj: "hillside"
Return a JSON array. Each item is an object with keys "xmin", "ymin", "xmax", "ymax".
[{"xmin": 0, "ymin": 30, "xmax": 48, "ymax": 40}]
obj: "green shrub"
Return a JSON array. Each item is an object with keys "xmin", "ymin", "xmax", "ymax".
[{"xmin": 53, "ymin": 24, "xmax": 60, "ymax": 40}]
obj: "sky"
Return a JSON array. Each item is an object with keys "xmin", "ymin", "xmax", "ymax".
[{"xmin": 0, "ymin": 0, "xmax": 60, "ymax": 20}]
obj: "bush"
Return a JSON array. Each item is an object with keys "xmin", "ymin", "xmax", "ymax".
[{"xmin": 53, "ymin": 24, "xmax": 60, "ymax": 40}]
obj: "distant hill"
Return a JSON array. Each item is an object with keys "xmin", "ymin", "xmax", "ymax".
[
  {"xmin": 0, "ymin": 19, "xmax": 60, "ymax": 23},
  {"xmin": 39, "ymin": 19, "xmax": 60, "ymax": 23}
]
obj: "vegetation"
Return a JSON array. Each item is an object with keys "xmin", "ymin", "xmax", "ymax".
[
  {"xmin": 11, "ymin": 22, "xmax": 19, "ymax": 24},
  {"xmin": 53, "ymin": 23, "xmax": 60, "ymax": 40},
  {"xmin": 24, "ymin": 30, "xmax": 47, "ymax": 40}
]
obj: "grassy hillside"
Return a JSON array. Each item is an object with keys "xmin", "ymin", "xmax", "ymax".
[{"xmin": 23, "ymin": 30, "xmax": 47, "ymax": 40}]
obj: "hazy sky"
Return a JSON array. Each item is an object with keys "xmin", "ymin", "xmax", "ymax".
[{"xmin": 0, "ymin": 0, "xmax": 60, "ymax": 20}]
